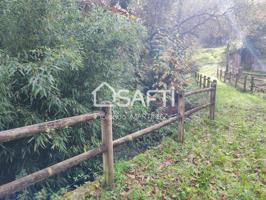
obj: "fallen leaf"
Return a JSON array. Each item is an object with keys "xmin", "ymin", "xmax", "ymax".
[{"xmin": 159, "ymin": 159, "xmax": 173, "ymax": 170}]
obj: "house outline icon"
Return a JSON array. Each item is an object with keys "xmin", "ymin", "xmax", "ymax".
[{"xmin": 92, "ymin": 82, "xmax": 116, "ymax": 107}]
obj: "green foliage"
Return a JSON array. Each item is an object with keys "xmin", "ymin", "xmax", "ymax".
[
  {"xmin": 140, "ymin": 31, "xmax": 191, "ymax": 91},
  {"xmin": 130, "ymin": 0, "xmax": 194, "ymax": 91},
  {"xmin": 0, "ymin": 0, "xmax": 64, "ymax": 55},
  {"xmin": 0, "ymin": 0, "xmax": 148, "ymax": 198},
  {"xmin": 111, "ymin": 0, "xmax": 131, "ymax": 9},
  {"xmin": 74, "ymin": 8, "xmax": 146, "ymax": 89},
  {"xmin": 0, "ymin": 51, "xmax": 14, "ymax": 130},
  {"xmin": 193, "ymin": 48, "xmax": 226, "ymax": 68}
]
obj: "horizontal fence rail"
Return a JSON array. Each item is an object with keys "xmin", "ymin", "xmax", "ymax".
[
  {"xmin": 0, "ymin": 76, "xmax": 217, "ymax": 198},
  {"xmin": 243, "ymin": 71, "xmax": 266, "ymax": 77},
  {"xmin": 113, "ymin": 116, "xmax": 179, "ymax": 147},
  {"xmin": 0, "ymin": 112, "xmax": 104, "ymax": 143},
  {"xmin": 0, "ymin": 146, "xmax": 106, "ymax": 198},
  {"xmin": 185, "ymin": 88, "xmax": 213, "ymax": 97},
  {"xmin": 217, "ymin": 69, "xmax": 266, "ymax": 93},
  {"xmin": 185, "ymin": 103, "xmax": 212, "ymax": 117}
]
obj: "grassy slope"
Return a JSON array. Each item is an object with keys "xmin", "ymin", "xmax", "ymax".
[{"xmin": 60, "ymin": 48, "xmax": 266, "ymax": 200}]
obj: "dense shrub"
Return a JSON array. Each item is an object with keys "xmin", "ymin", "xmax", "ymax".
[{"xmin": 0, "ymin": 0, "xmax": 149, "ymax": 198}]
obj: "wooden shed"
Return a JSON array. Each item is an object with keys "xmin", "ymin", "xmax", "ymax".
[{"xmin": 227, "ymin": 47, "xmax": 266, "ymax": 73}]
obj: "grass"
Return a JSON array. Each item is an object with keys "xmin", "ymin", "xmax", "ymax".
[
  {"xmin": 193, "ymin": 47, "xmax": 226, "ymax": 67},
  {"xmin": 59, "ymin": 48, "xmax": 266, "ymax": 200}
]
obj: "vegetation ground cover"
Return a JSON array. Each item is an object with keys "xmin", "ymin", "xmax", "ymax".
[{"xmin": 60, "ymin": 48, "xmax": 266, "ymax": 199}]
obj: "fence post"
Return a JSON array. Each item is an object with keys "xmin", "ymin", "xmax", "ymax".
[
  {"xmin": 210, "ymin": 80, "xmax": 217, "ymax": 120},
  {"xmin": 198, "ymin": 73, "xmax": 200, "ymax": 85},
  {"xmin": 224, "ymin": 71, "xmax": 227, "ymax": 83},
  {"xmin": 243, "ymin": 75, "xmax": 247, "ymax": 92},
  {"xmin": 101, "ymin": 103, "xmax": 114, "ymax": 188},
  {"xmin": 229, "ymin": 72, "xmax": 232, "ymax": 83},
  {"xmin": 235, "ymin": 74, "xmax": 239, "ymax": 88},
  {"xmin": 217, "ymin": 69, "xmax": 219, "ymax": 78},
  {"xmin": 219, "ymin": 69, "xmax": 222, "ymax": 80},
  {"xmin": 203, "ymin": 76, "xmax": 207, "ymax": 88},
  {"xmin": 199, "ymin": 75, "xmax": 203, "ymax": 88},
  {"xmin": 250, "ymin": 77, "xmax": 255, "ymax": 92},
  {"xmin": 198, "ymin": 73, "xmax": 200, "ymax": 82},
  {"xmin": 207, "ymin": 77, "xmax": 211, "ymax": 88},
  {"xmin": 177, "ymin": 90, "xmax": 185, "ymax": 143}
]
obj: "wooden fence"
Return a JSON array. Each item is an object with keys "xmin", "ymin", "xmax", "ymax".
[
  {"xmin": 0, "ymin": 78, "xmax": 217, "ymax": 198},
  {"xmin": 217, "ymin": 69, "xmax": 266, "ymax": 93}
]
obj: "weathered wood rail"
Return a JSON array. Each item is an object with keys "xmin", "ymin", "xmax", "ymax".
[
  {"xmin": 0, "ymin": 79, "xmax": 217, "ymax": 198},
  {"xmin": 217, "ymin": 69, "xmax": 266, "ymax": 93}
]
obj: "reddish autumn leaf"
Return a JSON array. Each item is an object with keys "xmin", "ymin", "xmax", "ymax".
[{"xmin": 159, "ymin": 159, "xmax": 173, "ymax": 170}]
